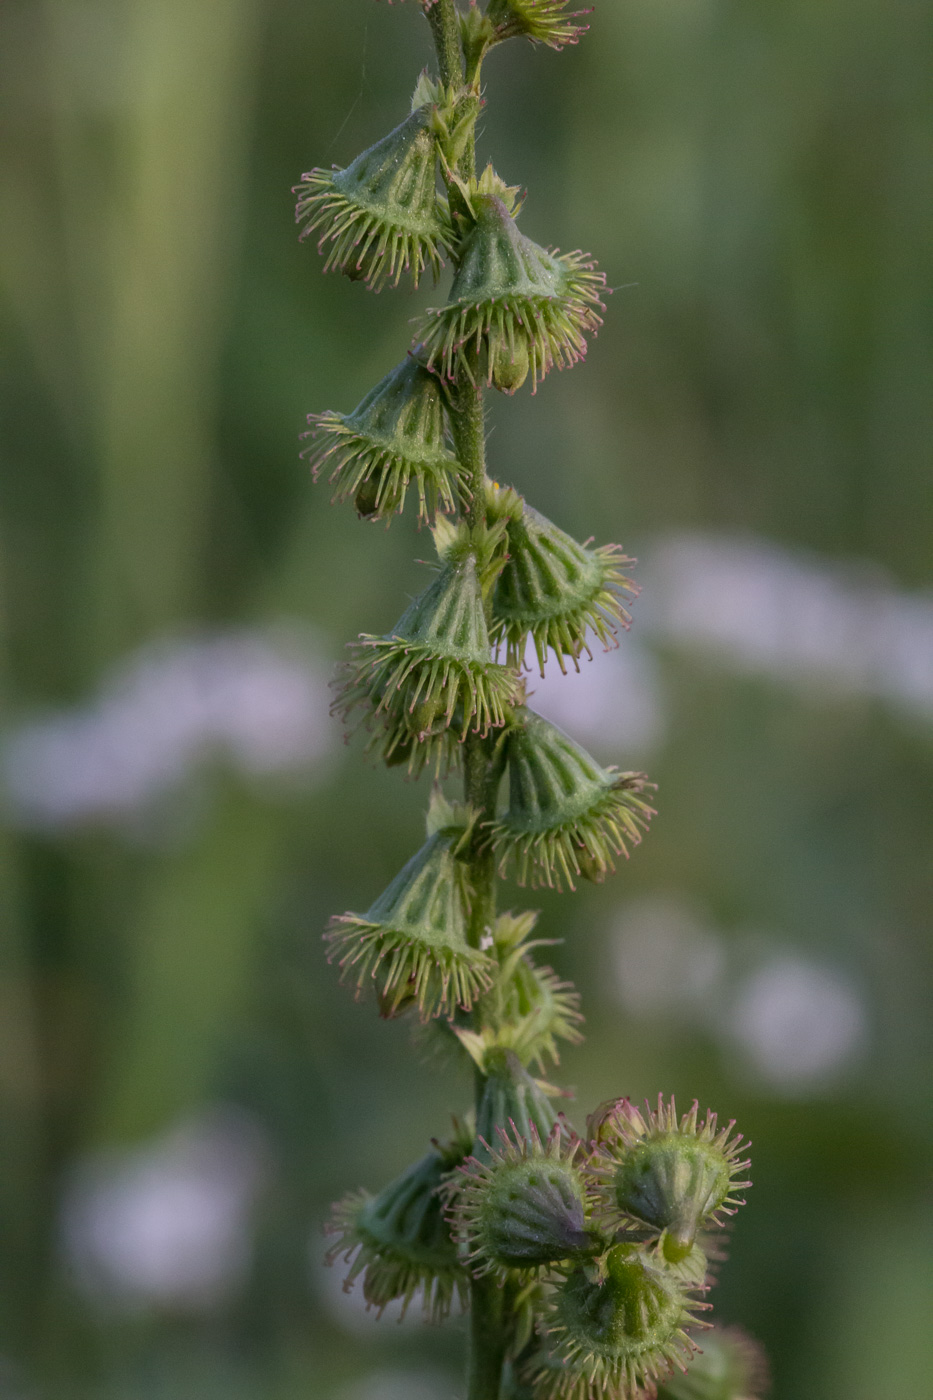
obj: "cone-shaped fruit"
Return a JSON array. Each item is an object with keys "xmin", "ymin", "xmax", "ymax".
[
  {"xmin": 589, "ymin": 1098, "xmax": 752, "ymax": 1264},
  {"xmin": 450, "ymin": 1122, "xmax": 596, "ymax": 1275},
  {"xmin": 305, "ymin": 357, "xmax": 461, "ymax": 522},
  {"xmin": 530, "ymin": 1243, "xmax": 707, "ymax": 1400},
  {"xmin": 334, "ymin": 551, "xmax": 519, "ymax": 771},
  {"xmin": 295, "ymin": 107, "xmax": 451, "ymax": 289},
  {"xmin": 325, "ymin": 801, "xmax": 495, "ymax": 1020},
  {"xmin": 490, "ymin": 708, "xmax": 654, "ymax": 890},
  {"xmin": 474, "ymin": 1048, "xmax": 559, "ymax": 1159},
  {"xmin": 420, "ymin": 194, "xmax": 605, "ymax": 392},
  {"xmin": 489, "ymin": 491, "xmax": 637, "ymax": 673},
  {"xmin": 326, "ymin": 1130, "xmax": 470, "ymax": 1322},
  {"xmin": 487, "ymin": 0, "xmax": 591, "ymax": 50}
]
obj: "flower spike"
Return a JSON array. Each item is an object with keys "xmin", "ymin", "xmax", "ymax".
[
  {"xmin": 588, "ymin": 1097, "xmax": 752, "ymax": 1265},
  {"xmin": 295, "ymin": 105, "xmax": 452, "ymax": 289},
  {"xmin": 326, "ymin": 1131, "xmax": 470, "ymax": 1322},
  {"xmin": 304, "ymin": 356, "xmax": 461, "ymax": 523},
  {"xmin": 325, "ymin": 797, "xmax": 495, "ymax": 1020},
  {"xmin": 296, "ymin": 5, "xmax": 762, "ymax": 1390},
  {"xmin": 487, "ymin": 0, "xmax": 592, "ymax": 50},
  {"xmin": 489, "ymin": 708, "xmax": 655, "ymax": 891},
  {"xmin": 334, "ymin": 549, "xmax": 520, "ymax": 767},
  {"xmin": 419, "ymin": 193, "xmax": 606, "ymax": 393},
  {"xmin": 528, "ymin": 1242, "xmax": 709, "ymax": 1400},
  {"xmin": 449, "ymin": 1122, "xmax": 597, "ymax": 1277},
  {"xmin": 488, "ymin": 487, "xmax": 638, "ymax": 673}
]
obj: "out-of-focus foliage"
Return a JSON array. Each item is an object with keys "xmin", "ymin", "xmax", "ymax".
[{"xmin": 0, "ymin": 2, "xmax": 930, "ymax": 1397}]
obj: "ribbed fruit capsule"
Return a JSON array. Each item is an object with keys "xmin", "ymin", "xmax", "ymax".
[
  {"xmin": 420, "ymin": 193, "xmax": 605, "ymax": 393},
  {"xmin": 450, "ymin": 1122, "xmax": 596, "ymax": 1276},
  {"xmin": 487, "ymin": 0, "xmax": 592, "ymax": 50},
  {"xmin": 334, "ymin": 549, "xmax": 520, "ymax": 772},
  {"xmin": 488, "ymin": 490, "xmax": 637, "ymax": 673},
  {"xmin": 325, "ymin": 798, "xmax": 495, "ymax": 1020},
  {"xmin": 304, "ymin": 357, "xmax": 461, "ymax": 523},
  {"xmin": 295, "ymin": 105, "xmax": 451, "ymax": 289},
  {"xmin": 531, "ymin": 1243, "xmax": 707, "ymax": 1400},
  {"xmin": 326, "ymin": 1132, "xmax": 469, "ymax": 1321},
  {"xmin": 589, "ymin": 1098, "xmax": 752, "ymax": 1264},
  {"xmin": 656, "ymin": 1326, "xmax": 769, "ymax": 1400},
  {"xmin": 489, "ymin": 708, "xmax": 654, "ymax": 891},
  {"xmin": 473, "ymin": 1048, "xmax": 559, "ymax": 1160}
]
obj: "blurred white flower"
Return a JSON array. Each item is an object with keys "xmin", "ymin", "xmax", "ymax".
[
  {"xmin": 62, "ymin": 1108, "xmax": 268, "ymax": 1310},
  {"xmin": 2, "ymin": 627, "xmax": 335, "ymax": 830},
  {"xmin": 608, "ymin": 897, "xmax": 869, "ymax": 1095},
  {"xmin": 644, "ymin": 531, "xmax": 933, "ymax": 719},
  {"xmin": 726, "ymin": 956, "xmax": 868, "ymax": 1092},
  {"xmin": 509, "ymin": 529, "xmax": 933, "ymax": 768},
  {"xmin": 523, "ymin": 636, "xmax": 666, "ymax": 759},
  {"xmin": 610, "ymin": 896, "xmax": 726, "ymax": 1019}
]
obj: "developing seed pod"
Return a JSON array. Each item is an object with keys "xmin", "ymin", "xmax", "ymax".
[
  {"xmin": 585, "ymin": 1097, "xmax": 648, "ymax": 1149},
  {"xmin": 656, "ymin": 1326, "xmax": 769, "ymax": 1400},
  {"xmin": 334, "ymin": 548, "xmax": 519, "ymax": 767},
  {"xmin": 304, "ymin": 357, "xmax": 461, "ymax": 523},
  {"xmin": 589, "ymin": 1098, "xmax": 752, "ymax": 1265},
  {"xmin": 487, "ymin": 0, "xmax": 592, "ymax": 50},
  {"xmin": 488, "ymin": 489, "xmax": 637, "ymax": 673},
  {"xmin": 487, "ymin": 910, "xmax": 584, "ymax": 1070},
  {"xmin": 420, "ymin": 191, "xmax": 606, "ymax": 393},
  {"xmin": 326, "ymin": 1129, "xmax": 470, "ymax": 1321},
  {"xmin": 325, "ymin": 795, "xmax": 495, "ymax": 1020},
  {"xmin": 450, "ymin": 1122, "xmax": 596, "ymax": 1276},
  {"xmin": 295, "ymin": 104, "xmax": 452, "ymax": 289},
  {"xmin": 530, "ymin": 1243, "xmax": 707, "ymax": 1400},
  {"xmin": 473, "ymin": 1048, "xmax": 559, "ymax": 1160},
  {"xmin": 489, "ymin": 708, "xmax": 655, "ymax": 891}
]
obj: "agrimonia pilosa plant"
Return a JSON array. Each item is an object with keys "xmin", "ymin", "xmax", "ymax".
[{"xmin": 298, "ymin": 4, "xmax": 765, "ymax": 1398}]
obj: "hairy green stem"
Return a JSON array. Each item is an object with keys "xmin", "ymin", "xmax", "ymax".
[
  {"xmin": 468, "ymin": 1273, "xmax": 509, "ymax": 1400},
  {"xmin": 426, "ymin": 6, "xmax": 507, "ymax": 1398},
  {"xmin": 451, "ymin": 278, "xmax": 498, "ymax": 1171},
  {"xmin": 450, "ymin": 385, "xmax": 488, "ymax": 534},
  {"xmin": 463, "ymin": 732, "xmax": 497, "ymax": 948},
  {"xmin": 423, "ymin": 0, "xmax": 463, "ymax": 87}
]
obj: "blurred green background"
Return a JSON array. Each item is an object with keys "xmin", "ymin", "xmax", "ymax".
[{"xmin": 1, "ymin": 1, "xmax": 932, "ymax": 1397}]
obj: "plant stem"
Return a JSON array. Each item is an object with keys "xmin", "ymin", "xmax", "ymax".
[
  {"xmin": 423, "ymin": 0, "xmax": 463, "ymax": 87},
  {"xmin": 425, "ymin": 7, "xmax": 506, "ymax": 1398},
  {"xmin": 468, "ymin": 1273, "xmax": 509, "ymax": 1400},
  {"xmin": 452, "ymin": 386, "xmax": 488, "ymax": 535},
  {"xmin": 449, "ymin": 387, "xmax": 492, "ymax": 943}
]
